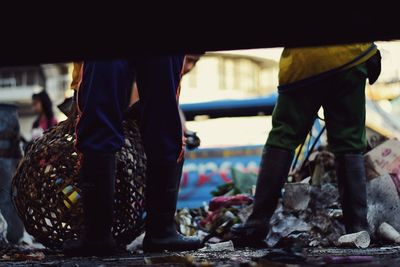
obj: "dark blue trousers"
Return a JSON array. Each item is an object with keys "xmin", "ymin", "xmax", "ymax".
[{"xmin": 76, "ymin": 56, "xmax": 184, "ymax": 165}]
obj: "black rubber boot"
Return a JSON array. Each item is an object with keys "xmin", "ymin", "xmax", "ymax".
[
  {"xmin": 143, "ymin": 160, "xmax": 202, "ymax": 253},
  {"xmin": 231, "ymin": 146, "xmax": 294, "ymax": 247},
  {"xmin": 63, "ymin": 152, "xmax": 117, "ymax": 256},
  {"xmin": 335, "ymin": 154, "xmax": 369, "ymax": 234}
]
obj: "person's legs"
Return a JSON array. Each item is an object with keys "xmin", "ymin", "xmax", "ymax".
[
  {"xmin": 75, "ymin": 61, "xmax": 132, "ymax": 153},
  {"xmin": 134, "ymin": 56, "xmax": 184, "ymax": 164},
  {"xmin": 232, "ymin": 84, "xmax": 323, "ymax": 247},
  {"xmin": 323, "ymin": 63, "xmax": 369, "ymax": 234},
  {"xmin": 135, "ymin": 56, "xmax": 201, "ymax": 252},
  {"xmin": 64, "ymin": 60, "xmax": 133, "ymax": 256}
]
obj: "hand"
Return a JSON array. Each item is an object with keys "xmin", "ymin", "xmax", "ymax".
[{"xmin": 185, "ymin": 130, "xmax": 201, "ymax": 150}]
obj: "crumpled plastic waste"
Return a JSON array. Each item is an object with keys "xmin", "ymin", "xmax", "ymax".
[
  {"xmin": 176, "ymin": 150, "xmax": 347, "ymax": 248},
  {"xmin": 266, "ymin": 210, "xmax": 312, "ymax": 248},
  {"xmin": 177, "ymin": 170, "xmax": 257, "ymax": 242}
]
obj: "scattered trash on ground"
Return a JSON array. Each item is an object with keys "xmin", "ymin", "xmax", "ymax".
[
  {"xmin": 0, "ymin": 243, "xmax": 52, "ymax": 262},
  {"xmin": 1, "ymin": 251, "xmax": 45, "ymax": 261},
  {"xmin": 174, "ymin": 140, "xmax": 400, "ymax": 252},
  {"xmin": 5, "ymin": 137, "xmax": 400, "ymax": 265}
]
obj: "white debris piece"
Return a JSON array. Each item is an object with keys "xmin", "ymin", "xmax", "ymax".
[
  {"xmin": 20, "ymin": 232, "xmax": 45, "ymax": 249},
  {"xmin": 126, "ymin": 233, "xmax": 144, "ymax": 252},
  {"xmin": 378, "ymin": 222, "xmax": 400, "ymax": 244},
  {"xmin": 0, "ymin": 211, "xmax": 7, "ymax": 242},
  {"xmin": 200, "ymin": 240, "xmax": 235, "ymax": 252},
  {"xmin": 338, "ymin": 231, "xmax": 370, "ymax": 249}
]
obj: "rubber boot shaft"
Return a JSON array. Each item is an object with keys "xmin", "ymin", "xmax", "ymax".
[
  {"xmin": 231, "ymin": 146, "xmax": 294, "ymax": 247},
  {"xmin": 335, "ymin": 153, "xmax": 369, "ymax": 234},
  {"xmin": 143, "ymin": 159, "xmax": 202, "ymax": 252},
  {"xmin": 63, "ymin": 152, "xmax": 117, "ymax": 256}
]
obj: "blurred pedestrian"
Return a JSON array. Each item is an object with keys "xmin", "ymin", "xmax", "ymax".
[
  {"xmin": 231, "ymin": 43, "xmax": 381, "ymax": 247},
  {"xmin": 31, "ymin": 90, "xmax": 57, "ymax": 140}
]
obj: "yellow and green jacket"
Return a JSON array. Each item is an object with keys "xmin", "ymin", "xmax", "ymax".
[{"xmin": 278, "ymin": 43, "xmax": 377, "ymax": 91}]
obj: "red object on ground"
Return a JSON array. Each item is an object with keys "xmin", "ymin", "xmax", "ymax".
[
  {"xmin": 209, "ymin": 195, "xmax": 253, "ymax": 211},
  {"xmin": 200, "ymin": 195, "xmax": 253, "ymax": 227}
]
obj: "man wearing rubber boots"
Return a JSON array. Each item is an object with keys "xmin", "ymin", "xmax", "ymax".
[
  {"xmin": 231, "ymin": 43, "xmax": 381, "ymax": 247},
  {"xmin": 63, "ymin": 56, "xmax": 202, "ymax": 256}
]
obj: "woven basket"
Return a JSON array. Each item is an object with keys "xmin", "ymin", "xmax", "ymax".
[{"xmin": 12, "ymin": 114, "xmax": 147, "ymax": 249}]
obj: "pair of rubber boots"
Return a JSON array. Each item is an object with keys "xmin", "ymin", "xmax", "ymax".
[
  {"xmin": 63, "ymin": 152, "xmax": 202, "ymax": 256},
  {"xmin": 231, "ymin": 146, "xmax": 369, "ymax": 247}
]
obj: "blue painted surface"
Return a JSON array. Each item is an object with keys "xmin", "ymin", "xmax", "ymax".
[
  {"xmin": 177, "ymin": 145, "xmax": 263, "ymax": 208},
  {"xmin": 176, "ymin": 94, "xmax": 324, "ymax": 208},
  {"xmin": 177, "ymin": 119, "xmax": 324, "ymax": 209},
  {"xmin": 180, "ymin": 94, "xmax": 278, "ymax": 120}
]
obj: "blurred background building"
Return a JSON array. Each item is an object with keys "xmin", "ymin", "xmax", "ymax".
[
  {"xmin": 180, "ymin": 41, "xmax": 400, "ymax": 148},
  {"xmin": 2, "ymin": 41, "xmax": 400, "ymax": 141},
  {"xmin": 180, "ymin": 51, "xmax": 279, "ymax": 103},
  {"xmin": 2, "ymin": 41, "xmax": 400, "ymax": 208}
]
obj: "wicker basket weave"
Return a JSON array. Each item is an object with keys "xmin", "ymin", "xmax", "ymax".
[{"xmin": 12, "ymin": 115, "xmax": 147, "ymax": 249}]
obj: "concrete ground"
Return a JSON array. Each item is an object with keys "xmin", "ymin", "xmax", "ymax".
[{"xmin": 2, "ymin": 246, "xmax": 400, "ymax": 266}]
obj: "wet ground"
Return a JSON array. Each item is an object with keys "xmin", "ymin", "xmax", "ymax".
[{"xmin": 2, "ymin": 246, "xmax": 400, "ymax": 266}]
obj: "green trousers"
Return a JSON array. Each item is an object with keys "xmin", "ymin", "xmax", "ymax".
[{"xmin": 267, "ymin": 63, "xmax": 368, "ymax": 154}]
